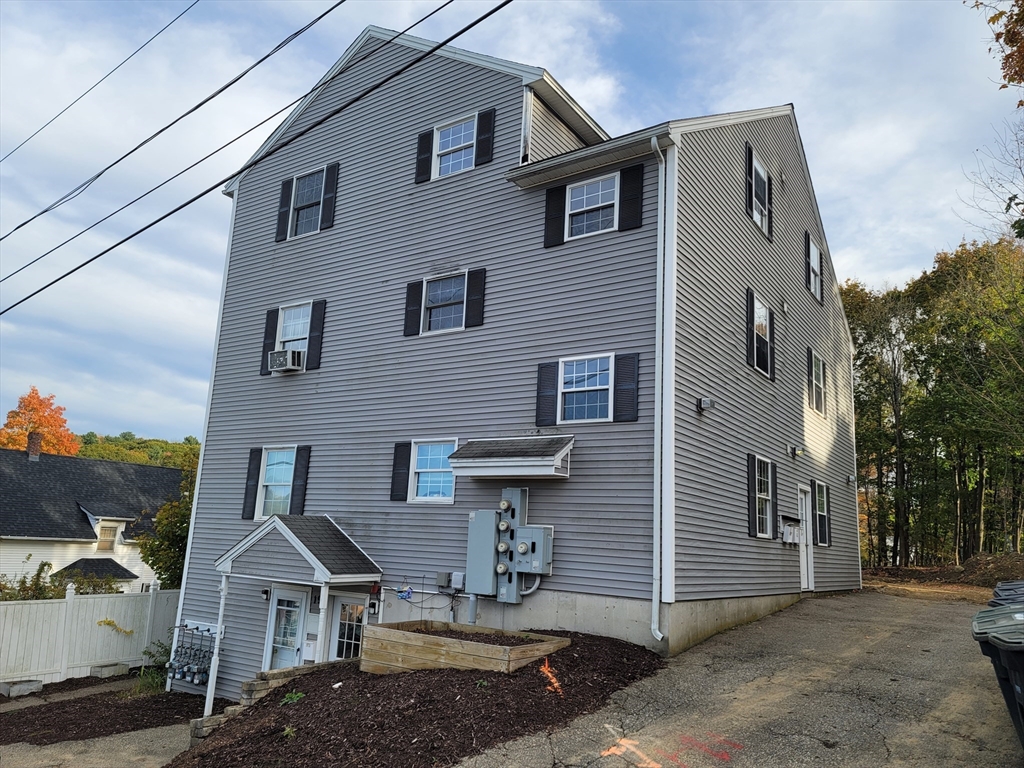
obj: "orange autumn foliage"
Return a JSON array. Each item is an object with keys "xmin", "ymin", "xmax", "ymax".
[{"xmin": 0, "ymin": 386, "xmax": 79, "ymax": 456}]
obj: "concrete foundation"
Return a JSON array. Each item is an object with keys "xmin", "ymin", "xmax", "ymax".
[
  {"xmin": 380, "ymin": 588, "xmax": 802, "ymax": 657},
  {"xmin": 89, "ymin": 663, "xmax": 129, "ymax": 678},
  {"xmin": 0, "ymin": 679, "xmax": 42, "ymax": 698}
]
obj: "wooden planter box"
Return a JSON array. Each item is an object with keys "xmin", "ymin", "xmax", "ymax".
[{"xmin": 360, "ymin": 621, "xmax": 570, "ymax": 675}]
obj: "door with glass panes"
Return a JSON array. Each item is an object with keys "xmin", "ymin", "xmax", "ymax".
[
  {"xmin": 264, "ymin": 587, "xmax": 307, "ymax": 670},
  {"xmin": 330, "ymin": 595, "xmax": 366, "ymax": 660}
]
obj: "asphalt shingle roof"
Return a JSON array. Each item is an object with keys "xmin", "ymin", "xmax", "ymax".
[
  {"xmin": 448, "ymin": 436, "xmax": 574, "ymax": 460},
  {"xmin": 53, "ymin": 557, "xmax": 139, "ymax": 581},
  {"xmin": 0, "ymin": 448, "xmax": 181, "ymax": 540},
  {"xmin": 277, "ymin": 516, "xmax": 381, "ymax": 577}
]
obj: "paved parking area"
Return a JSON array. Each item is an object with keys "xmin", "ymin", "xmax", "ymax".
[{"xmin": 460, "ymin": 591, "xmax": 1021, "ymax": 767}]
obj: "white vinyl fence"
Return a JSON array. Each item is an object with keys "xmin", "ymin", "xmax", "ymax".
[{"xmin": 0, "ymin": 584, "xmax": 180, "ymax": 684}]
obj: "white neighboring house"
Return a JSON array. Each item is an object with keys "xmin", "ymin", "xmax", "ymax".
[{"xmin": 0, "ymin": 438, "xmax": 181, "ymax": 592}]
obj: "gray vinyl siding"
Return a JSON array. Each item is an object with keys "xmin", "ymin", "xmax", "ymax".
[
  {"xmin": 672, "ymin": 115, "xmax": 859, "ymax": 600},
  {"xmin": 232, "ymin": 529, "xmax": 315, "ymax": 581},
  {"xmin": 529, "ymin": 92, "xmax": 585, "ymax": 161},
  {"xmin": 178, "ymin": 39, "xmax": 658, "ymax": 700}
]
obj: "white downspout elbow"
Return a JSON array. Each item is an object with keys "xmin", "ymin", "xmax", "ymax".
[{"xmin": 651, "ymin": 135, "xmax": 666, "ymax": 643}]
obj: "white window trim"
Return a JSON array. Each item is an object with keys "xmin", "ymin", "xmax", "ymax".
[
  {"xmin": 254, "ymin": 445, "xmax": 298, "ymax": 521},
  {"xmin": 288, "ymin": 165, "xmax": 327, "ymax": 241},
  {"xmin": 275, "ymin": 301, "xmax": 312, "ymax": 372},
  {"xmin": 432, "ymin": 114, "xmax": 477, "ymax": 180},
  {"xmin": 557, "ymin": 353, "xmax": 615, "ymax": 425},
  {"xmin": 565, "ymin": 172, "xmax": 620, "ymax": 242},
  {"xmin": 751, "ymin": 153, "xmax": 768, "ymax": 233},
  {"xmin": 408, "ymin": 438, "xmax": 458, "ymax": 505},
  {"xmin": 815, "ymin": 483, "xmax": 829, "ymax": 547},
  {"xmin": 751, "ymin": 293, "xmax": 772, "ymax": 379},
  {"xmin": 755, "ymin": 455, "xmax": 772, "ymax": 539},
  {"xmin": 811, "ymin": 349, "xmax": 826, "ymax": 416},
  {"xmin": 809, "ymin": 239, "xmax": 822, "ymax": 300},
  {"xmin": 419, "ymin": 270, "xmax": 469, "ymax": 336}
]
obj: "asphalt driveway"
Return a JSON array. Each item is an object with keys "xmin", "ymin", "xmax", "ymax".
[{"xmin": 459, "ymin": 590, "xmax": 1021, "ymax": 767}]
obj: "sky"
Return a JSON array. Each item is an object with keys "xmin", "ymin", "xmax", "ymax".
[{"xmin": 0, "ymin": 0, "xmax": 1017, "ymax": 441}]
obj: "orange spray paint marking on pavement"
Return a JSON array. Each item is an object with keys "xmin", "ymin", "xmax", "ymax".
[{"xmin": 539, "ymin": 657, "xmax": 564, "ymax": 697}]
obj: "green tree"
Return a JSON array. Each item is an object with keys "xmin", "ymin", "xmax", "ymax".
[{"xmin": 137, "ymin": 445, "xmax": 199, "ymax": 589}]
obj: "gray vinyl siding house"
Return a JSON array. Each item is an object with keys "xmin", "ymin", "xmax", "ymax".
[{"xmin": 174, "ymin": 26, "xmax": 860, "ymax": 704}]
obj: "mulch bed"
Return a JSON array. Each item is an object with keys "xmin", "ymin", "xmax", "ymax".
[
  {"xmin": 168, "ymin": 631, "xmax": 664, "ymax": 768},
  {"xmin": 0, "ymin": 672, "xmax": 134, "ymax": 703},
  {"xmin": 0, "ymin": 690, "xmax": 231, "ymax": 746},
  {"xmin": 409, "ymin": 628, "xmax": 548, "ymax": 646},
  {"xmin": 863, "ymin": 553, "xmax": 1024, "ymax": 589}
]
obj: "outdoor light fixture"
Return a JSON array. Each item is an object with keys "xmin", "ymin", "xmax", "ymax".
[
  {"xmin": 848, "ymin": 474, "xmax": 856, "ymax": 485},
  {"xmin": 260, "ymin": 588, "xmax": 270, "ymax": 601},
  {"xmin": 697, "ymin": 397, "xmax": 717, "ymax": 413},
  {"xmin": 789, "ymin": 445, "xmax": 805, "ymax": 458}
]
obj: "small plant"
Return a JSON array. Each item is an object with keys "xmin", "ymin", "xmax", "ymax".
[
  {"xmin": 283, "ymin": 725, "xmax": 297, "ymax": 739},
  {"xmin": 475, "ymin": 679, "xmax": 489, "ymax": 688},
  {"xmin": 127, "ymin": 667, "xmax": 166, "ymax": 697},
  {"xmin": 280, "ymin": 690, "xmax": 306, "ymax": 706}
]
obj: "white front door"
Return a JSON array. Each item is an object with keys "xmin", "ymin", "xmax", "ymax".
[
  {"xmin": 264, "ymin": 587, "xmax": 307, "ymax": 670},
  {"xmin": 798, "ymin": 486, "xmax": 814, "ymax": 591},
  {"xmin": 330, "ymin": 595, "xmax": 367, "ymax": 660}
]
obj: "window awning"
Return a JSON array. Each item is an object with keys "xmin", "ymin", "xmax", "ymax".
[{"xmin": 447, "ymin": 436, "xmax": 574, "ymax": 479}]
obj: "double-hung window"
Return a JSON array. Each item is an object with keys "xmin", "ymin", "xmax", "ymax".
[
  {"xmin": 809, "ymin": 239, "xmax": 822, "ymax": 301},
  {"xmin": 97, "ymin": 526, "xmax": 117, "ymax": 551},
  {"xmin": 258, "ymin": 447, "xmax": 296, "ymax": 519},
  {"xmin": 292, "ymin": 169, "xmax": 325, "ymax": 237},
  {"xmin": 410, "ymin": 440, "xmax": 456, "ymax": 503},
  {"xmin": 274, "ymin": 164, "xmax": 338, "ymax": 243},
  {"xmin": 436, "ymin": 117, "xmax": 476, "ymax": 177},
  {"xmin": 559, "ymin": 354, "xmax": 613, "ymax": 423},
  {"xmin": 415, "ymin": 109, "xmax": 495, "ymax": 184},
  {"xmin": 566, "ymin": 174, "xmax": 617, "ymax": 239},
  {"xmin": 755, "ymin": 457, "xmax": 772, "ymax": 538},
  {"xmin": 744, "ymin": 143, "xmax": 773, "ymax": 239},
  {"xmin": 423, "ymin": 273, "xmax": 466, "ymax": 332},
  {"xmin": 279, "ymin": 303, "xmax": 311, "ymax": 353},
  {"xmin": 809, "ymin": 349, "xmax": 826, "ymax": 415},
  {"xmin": 814, "ymin": 482, "xmax": 829, "ymax": 546},
  {"xmin": 753, "ymin": 295, "xmax": 770, "ymax": 375}
]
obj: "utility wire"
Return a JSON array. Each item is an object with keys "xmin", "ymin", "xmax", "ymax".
[
  {"xmin": 0, "ymin": 1, "xmax": 455, "ymax": 285},
  {"xmin": 0, "ymin": 0, "xmax": 201, "ymax": 165},
  {"xmin": 0, "ymin": 0, "xmax": 348, "ymax": 243},
  {"xmin": 0, "ymin": 0, "xmax": 515, "ymax": 316}
]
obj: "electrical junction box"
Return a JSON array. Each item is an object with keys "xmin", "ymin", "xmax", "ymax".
[
  {"xmin": 466, "ymin": 510, "xmax": 499, "ymax": 595},
  {"xmin": 513, "ymin": 525, "xmax": 554, "ymax": 575},
  {"xmin": 451, "ymin": 571, "xmax": 465, "ymax": 590},
  {"xmin": 436, "ymin": 571, "xmax": 451, "ymax": 588}
]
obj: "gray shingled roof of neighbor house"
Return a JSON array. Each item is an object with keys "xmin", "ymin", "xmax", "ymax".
[
  {"xmin": 278, "ymin": 515, "xmax": 382, "ymax": 576},
  {"xmin": 0, "ymin": 448, "xmax": 182, "ymax": 540},
  {"xmin": 53, "ymin": 557, "xmax": 139, "ymax": 581}
]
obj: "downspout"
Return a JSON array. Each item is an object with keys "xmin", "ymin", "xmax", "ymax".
[
  {"xmin": 203, "ymin": 574, "xmax": 229, "ymax": 718},
  {"xmin": 650, "ymin": 136, "xmax": 666, "ymax": 643}
]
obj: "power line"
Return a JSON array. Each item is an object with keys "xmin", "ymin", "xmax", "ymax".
[
  {"xmin": 0, "ymin": 0, "xmax": 455, "ymax": 285},
  {"xmin": 0, "ymin": 0, "xmax": 201, "ymax": 165},
  {"xmin": 0, "ymin": 0, "xmax": 515, "ymax": 316},
  {"xmin": 0, "ymin": 0, "xmax": 348, "ymax": 243}
]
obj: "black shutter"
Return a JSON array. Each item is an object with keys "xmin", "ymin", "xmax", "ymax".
[
  {"xmin": 770, "ymin": 462, "xmax": 779, "ymax": 539},
  {"xmin": 319, "ymin": 163, "xmax": 339, "ymax": 231},
  {"xmin": 747, "ymin": 453, "xmax": 758, "ymax": 537},
  {"xmin": 804, "ymin": 231, "xmax": 812, "ymax": 290},
  {"xmin": 807, "ymin": 347, "xmax": 814, "ymax": 408},
  {"xmin": 745, "ymin": 288, "xmax": 755, "ymax": 368},
  {"xmin": 242, "ymin": 448, "xmax": 262, "ymax": 520},
  {"xmin": 414, "ymin": 130, "xmax": 433, "ymax": 184},
  {"xmin": 810, "ymin": 480, "xmax": 819, "ymax": 545},
  {"xmin": 403, "ymin": 281, "xmax": 423, "ymax": 337},
  {"xmin": 544, "ymin": 186, "xmax": 566, "ymax": 248},
  {"xmin": 260, "ymin": 309, "xmax": 279, "ymax": 376},
  {"xmin": 289, "ymin": 446, "xmax": 311, "ymax": 515},
  {"xmin": 826, "ymin": 485, "xmax": 832, "ymax": 546},
  {"xmin": 821, "ymin": 361, "xmax": 827, "ymax": 416},
  {"xmin": 618, "ymin": 163, "xmax": 644, "ymax": 231},
  {"xmin": 275, "ymin": 179, "xmax": 293, "ymax": 242},
  {"xmin": 613, "ymin": 353, "xmax": 639, "ymax": 422},
  {"xmin": 475, "ymin": 108, "xmax": 495, "ymax": 165},
  {"xmin": 305, "ymin": 300, "xmax": 326, "ymax": 370},
  {"xmin": 768, "ymin": 309, "xmax": 776, "ymax": 382},
  {"xmin": 766, "ymin": 175, "xmax": 774, "ymax": 241},
  {"xmin": 744, "ymin": 142, "xmax": 754, "ymax": 218},
  {"xmin": 390, "ymin": 442, "xmax": 412, "ymax": 501},
  {"xmin": 464, "ymin": 268, "xmax": 486, "ymax": 328},
  {"xmin": 535, "ymin": 362, "xmax": 558, "ymax": 426}
]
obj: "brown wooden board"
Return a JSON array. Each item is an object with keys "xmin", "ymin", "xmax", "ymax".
[{"xmin": 360, "ymin": 622, "xmax": 570, "ymax": 675}]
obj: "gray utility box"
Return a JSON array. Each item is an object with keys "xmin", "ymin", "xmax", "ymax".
[
  {"xmin": 513, "ymin": 525, "xmax": 554, "ymax": 575},
  {"xmin": 466, "ymin": 509, "xmax": 499, "ymax": 595}
]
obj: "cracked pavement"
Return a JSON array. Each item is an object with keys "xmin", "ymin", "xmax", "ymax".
[{"xmin": 457, "ymin": 591, "xmax": 1021, "ymax": 767}]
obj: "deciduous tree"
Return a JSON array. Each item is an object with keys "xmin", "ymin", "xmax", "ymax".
[
  {"xmin": 137, "ymin": 444, "xmax": 199, "ymax": 589},
  {"xmin": 0, "ymin": 386, "xmax": 79, "ymax": 455}
]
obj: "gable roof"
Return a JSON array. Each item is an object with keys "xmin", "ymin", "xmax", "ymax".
[
  {"xmin": 0, "ymin": 449, "xmax": 182, "ymax": 541},
  {"xmin": 224, "ymin": 25, "xmax": 607, "ymax": 196},
  {"xmin": 216, "ymin": 515, "xmax": 382, "ymax": 583},
  {"xmin": 54, "ymin": 557, "xmax": 138, "ymax": 581}
]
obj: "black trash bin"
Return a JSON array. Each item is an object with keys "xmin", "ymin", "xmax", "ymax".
[
  {"xmin": 973, "ymin": 603, "xmax": 1024, "ymax": 750},
  {"xmin": 990, "ymin": 581, "xmax": 1024, "ymax": 608}
]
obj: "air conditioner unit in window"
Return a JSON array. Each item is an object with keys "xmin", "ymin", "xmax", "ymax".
[{"xmin": 268, "ymin": 349, "xmax": 303, "ymax": 372}]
